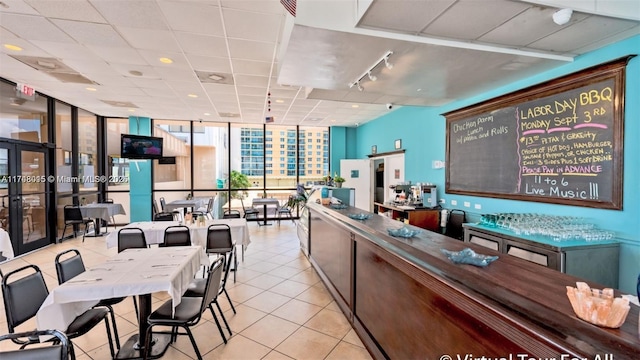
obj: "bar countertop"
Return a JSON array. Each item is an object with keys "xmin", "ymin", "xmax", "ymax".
[{"xmin": 306, "ymin": 200, "xmax": 640, "ymax": 358}]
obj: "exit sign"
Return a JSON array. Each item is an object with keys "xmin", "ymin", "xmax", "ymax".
[{"xmin": 16, "ymin": 83, "xmax": 36, "ymax": 100}]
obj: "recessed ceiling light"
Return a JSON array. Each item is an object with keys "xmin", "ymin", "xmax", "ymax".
[
  {"xmin": 188, "ymin": 94, "xmax": 198, "ymax": 98},
  {"xmin": 159, "ymin": 57, "xmax": 173, "ymax": 64},
  {"xmin": 275, "ymin": 99, "xmax": 284, "ymax": 103},
  {"xmin": 128, "ymin": 109, "xmax": 135, "ymax": 112},
  {"xmin": 86, "ymin": 87, "xmax": 97, "ymax": 91},
  {"xmin": 4, "ymin": 44, "xmax": 22, "ymax": 51},
  {"xmin": 208, "ymin": 74, "xmax": 223, "ymax": 81},
  {"xmin": 330, "ymin": 119, "xmax": 336, "ymax": 122},
  {"xmin": 351, "ymin": 104, "xmax": 359, "ymax": 108},
  {"xmin": 204, "ymin": 112, "xmax": 210, "ymax": 116},
  {"xmin": 417, "ymin": 88, "xmax": 422, "ymax": 92}
]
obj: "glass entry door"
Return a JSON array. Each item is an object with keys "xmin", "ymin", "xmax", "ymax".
[{"xmin": 0, "ymin": 142, "xmax": 50, "ymax": 257}]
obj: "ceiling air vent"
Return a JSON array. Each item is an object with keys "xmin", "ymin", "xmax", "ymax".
[
  {"xmin": 100, "ymin": 100, "xmax": 138, "ymax": 108},
  {"xmin": 218, "ymin": 112, "xmax": 240, "ymax": 118},
  {"xmin": 195, "ymin": 70, "xmax": 234, "ymax": 85},
  {"xmin": 9, "ymin": 55, "xmax": 98, "ymax": 84}
]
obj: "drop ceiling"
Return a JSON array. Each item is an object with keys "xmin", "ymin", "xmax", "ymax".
[{"xmin": 0, "ymin": 0, "xmax": 638, "ymax": 128}]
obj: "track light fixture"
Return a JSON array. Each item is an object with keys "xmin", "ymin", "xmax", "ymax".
[{"xmin": 349, "ymin": 50, "xmax": 393, "ymax": 91}]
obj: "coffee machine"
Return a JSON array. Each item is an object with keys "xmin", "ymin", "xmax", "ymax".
[{"xmin": 415, "ymin": 184, "xmax": 438, "ymax": 208}]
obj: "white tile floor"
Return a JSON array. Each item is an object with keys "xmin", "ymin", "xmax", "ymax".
[{"xmin": 0, "ymin": 222, "xmax": 373, "ymax": 360}]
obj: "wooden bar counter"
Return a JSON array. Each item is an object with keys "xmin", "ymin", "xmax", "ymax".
[{"xmin": 306, "ymin": 201, "xmax": 639, "ymax": 359}]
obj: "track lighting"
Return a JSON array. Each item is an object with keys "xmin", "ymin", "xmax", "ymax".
[
  {"xmin": 384, "ymin": 55, "xmax": 393, "ymax": 69},
  {"xmin": 348, "ymin": 51, "xmax": 393, "ymax": 91}
]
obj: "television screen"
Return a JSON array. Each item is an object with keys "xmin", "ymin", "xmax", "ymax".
[{"xmin": 121, "ymin": 134, "xmax": 163, "ymax": 159}]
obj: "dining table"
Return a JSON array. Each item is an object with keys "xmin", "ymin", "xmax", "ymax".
[
  {"xmin": 105, "ymin": 218, "xmax": 252, "ymax": 261},
  {"xmin": 37, "ymin": 246, "xmax": 206, "ymax": 359},
  {"xmin": 0, "ymin": 228, "xmax": 14, "ymax": 261},
  {"xmin": 80, "ymin": 202, "xmax": 126, "ymax": 236},
  {"xmin": 163, "ymin": 198, "xmax": 208, "ymax": 213},
  {"xmin": 251, "ymin": 198, "xmax": 280, "ymax": 226}
]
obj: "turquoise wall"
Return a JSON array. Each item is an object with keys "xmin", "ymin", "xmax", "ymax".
[
  {"xmin": 128, "ymin": 116, "xmax": 152, "ymax": 222},
  {"xmin": 340, "ymin": 35, "xmax": 640, "ymax": 293}
]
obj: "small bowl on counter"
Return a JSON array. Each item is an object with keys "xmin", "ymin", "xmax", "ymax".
[
  {"xmin": 387, "ymin": 226, "xmax": 421, "ymax": 238},
  {"xmin": 330, "ymin": 204, "xmax": 348, "ymax": 210},
  {"xmin": 347, "ymin": 213, "xmax": 372, "ymax": 220}
]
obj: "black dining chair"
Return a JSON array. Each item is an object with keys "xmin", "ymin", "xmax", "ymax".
[
  {"xmin": 159, "ymin": 197, "xmax": 181, "ymax": 221},
  {"xmin": 102, "ymin": 198, "xmax": 117, "ymax": 230},
  {"xmin": 117, "ymin": 227, "xmax": 147, "ymax": 253},
  {"xmin": 144, "ymin": 256, "xmax": 226, "ymax": 359},
  {"xmin": 445, "ymin": 209, "xmax": 466, "ymax": 241},
  {"xmin": 0, "ymin": 329, "xmax": 71, "ymax": 360},
  {"xmin": 61, "ymin": 205, "xmax": 95, "ymax": 242},
  {"xmin": 239, "ymin": 197, "xmax": 259, "ymax": 220},
  {"xmin": 152, "ymin": 200, "xmax": 174, "ymax": 221},
  {"xmin": 205, "ymin": 224, "xmax": 236, "ymax": 283},
  {"xmin": 55, "ymin": 249, "xmax": 126, "ymax": 350},
  {"xmin": 1, "ymin": 264, "xmax": 115, "ymax": 359},
  {"xmin": 192, "ymin": 197, "xmax": 214, "ymax": 220},
  {"xmin": 183, "ymin": 242, "xmax": 236, "ymax": 340},
  {"xmin": 222, "ymin": 209, "xmax": 241, "ymax": 219},
  {"xmin": 277, "ymin": 196, "xmax": 295, "ymax": 225},
  {"xmin": 161, "ymin": 225, "xmax": 191, "ymax": 247}
]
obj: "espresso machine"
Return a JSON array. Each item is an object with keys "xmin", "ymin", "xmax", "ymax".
[{"xmin": 414, "ymin": 184, "xmax": 438, "ymax": 208}]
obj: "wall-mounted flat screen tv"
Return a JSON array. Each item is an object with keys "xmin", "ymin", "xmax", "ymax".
[{"xmin": 121, "ymin": 134, "xmax": 164, "ymax": 159}]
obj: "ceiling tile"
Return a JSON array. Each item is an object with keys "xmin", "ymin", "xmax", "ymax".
[
  {"xmin": 236, "ymin": 86, "xmax": 267, "ymax": 96},
  {"xmin": 30, "ymin": 41, "xmax": 101, "ymax": 61},
  {"xmin": 90, "ymin": 0, "xmax": 168, "ymax": 30},
  {"xmin": 231, "ymin": 59, "xmax": 272, "ymax": 76},
  {"xmin": 87, "ymin": 45, "xmax": 148, "ymax": 65},
  {"xmin": 220, "ymin": 0, "xmax": 285, "ymax": 15},
  {"xmin": 153, "ymin": 66, "xmax": 199, "ymax": 83},
  {"xmin": 222, "ymin": 8, "xmax": 283, "ymax": 42},
  {"xmin": 109, "ymin": 63, "xmax": 161, "ymax": 79},
  {"xmin": 52, "ymin": 19, "xmax": 129, "ymax": 47},
  {"xmin": 174, "ymin": 32, "xmax": 228, "ymax": 57},
  {"xmin": 158, "ymin": 0, "xmax": 223, "ymax": 36},
  {"xmin": 0, "ymin": 13, "xmax": 75, "ymax": 42},
  {"xmin": 359, "ymin": 0, "xmax": 455, "ymax": 33},
  {"xmin": 528, "ymin": 15, "xmax": 640, "ymax": 52},
  {"xmin": 424, "ymin": 0, "xmax": 530, "ymax": 40},
  {"xmin": 116, "ymin": 27, "xmax": 181, "ymax": 52},
  {"xmin": 234, "ymin": 74, "xmax": 269, "ymax": 87},
  {"xmin": 228, "ymin": 38, "xmax": 277, "ymax": 62},
  {"xmin": 185, "ymin": 54, "xmax": 231, "ymax": 73},
  {"xmin": 26, "ymin": 0, "xmax": 107, "ymax": 23},
  {"xmin": 203, "ymin": 83, "xmax": 235, "ymax": 94}
]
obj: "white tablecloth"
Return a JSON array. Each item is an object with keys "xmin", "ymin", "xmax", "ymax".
[
  {"xmin": 105, "ymin": 219, "xmax": 251, "ymax": 251},
  {"xmin": 37, "ymin": 246, "xmax": 205, "ymax": 333},
  {"xmin": 164, "ymin": 198, "xmax": 208, "ymax": 212},
  {"xmin": 80, "ymin": 203, "xmax": 126, "ymax": 222},
  {"xmin": 0, "ymin": 228, "xmax": 14, "ymax": 260}
]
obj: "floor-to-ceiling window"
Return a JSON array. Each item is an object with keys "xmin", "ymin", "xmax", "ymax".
[
  {"xmin": 77, "ymin": 109, "xmax": 98, "ymax": 203},
  {"xmin": 105, "ymin": 117, "xmax": 130, "ymax": 224},
  {"xmin": 153, "ymin": 119, "xmax": 192, "ymax": 215}
]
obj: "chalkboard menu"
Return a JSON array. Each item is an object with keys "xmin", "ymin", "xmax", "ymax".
[{"xmin": 445, "ymin": 58, "xmax": 631, "ymax": 209}]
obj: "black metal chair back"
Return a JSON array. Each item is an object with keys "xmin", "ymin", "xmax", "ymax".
[
  {"xmin": 206, "ymin": 224, "xmax": 233, "ymax": 254},
  {"xmin": 117, "ymin": 228, "xmax": 147, "ymax": 253},
  {"xmin": 239, "ymin": 197, "xmax": 259, "ymax": 219},
  {"xmin": 223, "ymin": 209, "xmax": 241, "ymax": 219},
  {"xmin": 445, "ymin": 209, "xmax": 466, "ymax": 240},
  {"xmin": 61, "ymin": 205, "xmax": 95, "ymax": 241},
  {"xmin": 144, "ymin": 256, "xmax": 225, "ymax": 358},
  {"xmin": 162, "ymin": 225, "xmax": 191, "ymax": 247},
  {"xmin": 0, "ymin": 330, "xmax": 70, "ymax": 360},
  {"xmin": 1, "ymin": 265, "xmax": 49, "ymax": 333},
  {"xmin": 55, "ymin": 249, "xmax": 85, "ymax": 284},
  {"xmin": 159, "ymin": 197, "xmax": 168, "ymax": 211}
]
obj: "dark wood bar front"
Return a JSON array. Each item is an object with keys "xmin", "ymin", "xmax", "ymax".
[{"xmin": 306, "ymin": 202, "xmax": 640, "ymax": 359}]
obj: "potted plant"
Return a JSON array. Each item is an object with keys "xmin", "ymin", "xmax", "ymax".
[{"xmin": 333, "ymin": 174, "xmax": 345, "ymax": 188}]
